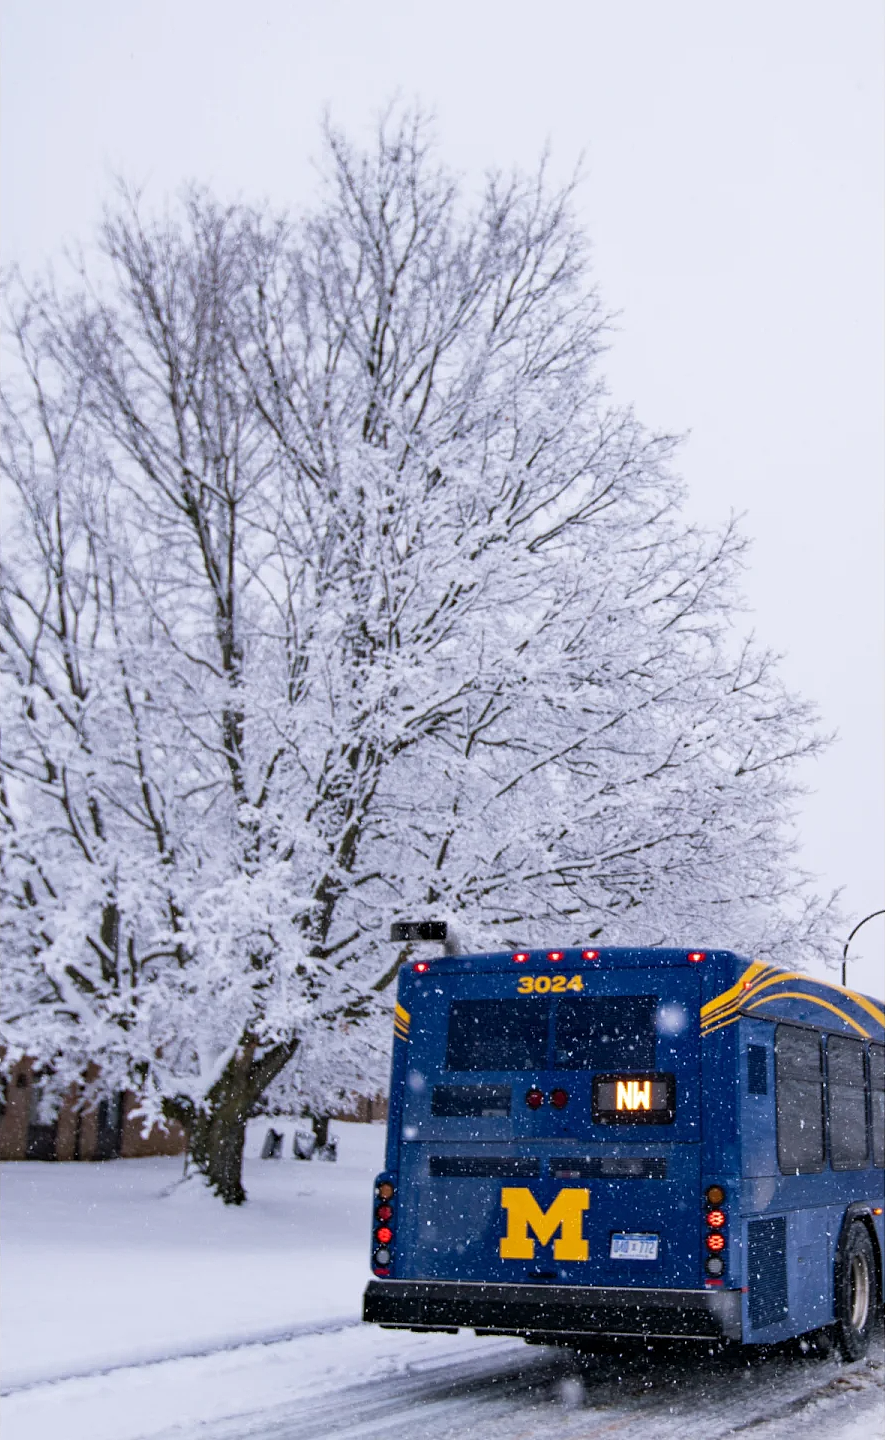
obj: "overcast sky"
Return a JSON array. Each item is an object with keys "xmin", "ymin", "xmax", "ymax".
[{"xmin": 2, "ymin": 0, "xmax": 883, "ymax": 995}]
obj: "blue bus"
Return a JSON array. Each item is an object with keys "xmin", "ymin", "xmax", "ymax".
[{"xmin": 363, "ymin": 941, "xmax": 885, "ymax": 1357}]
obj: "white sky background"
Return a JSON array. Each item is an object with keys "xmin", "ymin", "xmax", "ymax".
[{"xmin": 1, "ymin": 1, "xmax": 883, "ymax": 997}]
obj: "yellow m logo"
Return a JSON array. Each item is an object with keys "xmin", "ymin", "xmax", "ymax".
[{"xmin": 499, "ymin": 1187, "xmax": 590, "ymax": 1261}]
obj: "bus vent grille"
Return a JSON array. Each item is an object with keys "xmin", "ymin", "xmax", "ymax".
[
  {"xmin": 747, "ymin": 1217, "xmax": 788, "ymax": 1329},
  {"xmin": 429, "ymin": 1156, "xmax": 540, "ymax": 1178},
  {"xmin": 549, "ymin": 1156, "xmax": 667, "ymax": 1179}
]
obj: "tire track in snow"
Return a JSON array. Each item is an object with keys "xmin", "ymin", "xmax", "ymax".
[{"xmin": 147, "ymin": 1333, "xmax": 884, "ymax": 1440}]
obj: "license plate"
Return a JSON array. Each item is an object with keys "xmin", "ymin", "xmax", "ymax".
[{"xmin": 610, "ymin": 1232, "xmax": 659, "ymax": 1260}]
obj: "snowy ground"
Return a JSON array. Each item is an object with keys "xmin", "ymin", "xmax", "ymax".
[{"xmin": 2, "ymin": 1124, "xmax": 883, "ymax": 1440}]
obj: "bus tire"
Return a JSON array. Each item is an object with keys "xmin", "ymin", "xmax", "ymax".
[{"xmin": 834, "ymin": 1221, "xmax": 877, "ymax": 1361}]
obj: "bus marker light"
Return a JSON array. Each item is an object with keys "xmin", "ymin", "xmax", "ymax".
[
  {"xmin": 705, "ymin": 1185, "xmax": 725, "ymax": 1205},
  {"xmin": 376, "ymin": 1226, "xmax": 393, "ymax": 1244},
  {"xmin": 705, "ymin": 1278, "xmax": 724, "ymax": 1286},
  {"xmin": 547, "ymin": 951, "xmax": 564, "ymax": 962},
  {"xmin": 706, "ymin": 1232, "xmax": 726, "ymax": 1253},
  {"xmin": 550, "ymin": 1088, "xmax": 569, "ymax": 1110},
  {"xmin": 526, "ymin": 1087, "xmax": 545, "ymax": 1110},
  {"xmin": 582, "ymin": 950, "xmax": 600, "ymax": 961},
  {"xmin": 413, "ymin": 961, "xmax": 431, "ymax": 973},
  {"xmin": 874, "ymin": 1207, "xmax": 883, "ymax": 1215},
  {"xmin": 706, "ymin": 1209, "xmax": 726, "ymax": 1229},
  {"xmin": 512, "ymin": 952, "xmax": 530, "ymax": 963},
  {"xmin": 377, "ymin": 1182, "xmax": 395, "ymax": 1200},
  {"xmin": 688, "ymin": 951, "xmax": 706, "ymax": 963}
]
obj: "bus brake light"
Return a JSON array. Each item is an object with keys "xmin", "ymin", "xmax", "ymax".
[
  {"xmin": 706, "ymin": 1209, "xmax": 725, "ymax": 1229},
  {"xmin": 706, "ymin": 1233, "xmax": 726, "ymax": 1253}
]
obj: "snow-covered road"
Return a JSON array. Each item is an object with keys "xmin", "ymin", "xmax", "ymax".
[
  {"xmin": 4, "ymin": 1321, "xmax": 883, "ymax": 1440},
  {"xmin": 2, "ymin": 1137, "xmax": 883, "ymax": 1439}
]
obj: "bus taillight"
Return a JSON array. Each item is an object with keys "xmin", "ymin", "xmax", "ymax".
[
  {"xmin": 704, "ymin": 1184, "xmax": 727, "ymax": 1276},
  {"xmin": 373, "ymin": 1177, "xmax": 396, "ymax": 1274}
]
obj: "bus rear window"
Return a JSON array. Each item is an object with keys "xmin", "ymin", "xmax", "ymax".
[
  {"xmin": 445, "ymin": 999, "xmax": 548, "ymax": 1071},
  {"xmin": 554, "ymin": 996, "xmax": 657, "ymax": 1070}
]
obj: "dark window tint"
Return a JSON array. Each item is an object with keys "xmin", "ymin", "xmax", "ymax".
[
  {"xmin": 431, "ymin": 1084, "xmax": 511, "ymax": 1117},
  {"xmin": 827, "ymin": 1037, "xmax": 868, "ymax": 1169},
  {"xmin": 553, "ymin": 996, "xmax": 657, "ymax": 1070},
  {"xmin": 775, "ymin": 1026, "xmax": 824, "ymax": 1174},
  {"xmin": 747, "ymin": 1044, "xmax": 768, "ymax": 1095},
  {"xmin": 445, "ymin": 999, "xmax": 548, "ymax": 1071},
  {"xmin": 871, "ymin": 1046, "xmax": 884, "ymax": 1168}
]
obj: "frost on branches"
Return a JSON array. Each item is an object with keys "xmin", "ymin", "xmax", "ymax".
[{"xmin": 0, "ymin": 112, "xmax": 838, "ymax": 1200}]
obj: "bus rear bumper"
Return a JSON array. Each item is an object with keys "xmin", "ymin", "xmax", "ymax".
[{"xmin": 363, "ymin": 1279, "xmax": 743, "ymax": 1342}]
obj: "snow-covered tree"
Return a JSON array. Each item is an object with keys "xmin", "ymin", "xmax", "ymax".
[{"xmin": 0, "ymin": 111, "xmax": 838, "ymax": 1202}]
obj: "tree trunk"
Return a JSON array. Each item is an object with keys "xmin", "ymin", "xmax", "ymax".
[
  {"xmin": 302, "ymin": 1107, "xmax": 330, "ymax": 1152},
  {"xmin": 174, "ymin": 1037, "xmax": 300, "ymax": 1203},
  {"xmin": 189, "ymin": 1102, "xmax": 249, "ymax": 1205}
]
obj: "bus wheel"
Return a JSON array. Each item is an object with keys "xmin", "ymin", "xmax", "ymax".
[{"xmin": 835, "ymin": 1222, "xmax": 877, "ymax": 1361}]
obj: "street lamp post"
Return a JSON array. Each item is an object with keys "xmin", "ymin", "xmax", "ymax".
[{"xmin": 841, "ymin": 909, "xmax": 885, "ymax": 988}]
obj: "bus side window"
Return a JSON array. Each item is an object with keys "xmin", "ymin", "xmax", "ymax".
[
  {"xmin": 827, "ymin": 1036, "xmax": 868, "ymax": 1169},
  {"xmin": 775, "ymin": 1025, "xmax": 824, "ymax": 1175},
  {"xmin": 870, "ymin": 1045, "xmax": 885, "ymax": 1169},
  {"xmin": 747, "ymin": 1044, "xmax": 768, "ymax": 1095}
]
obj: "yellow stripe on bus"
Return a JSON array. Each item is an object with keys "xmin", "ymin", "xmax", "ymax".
[
  {"xmin": 742, "ymin": 991, "xmax": 871, "ymax": 1037},
  {"xmin": 701, "ymin": 966, "xmax": 884, "ymax": 1037},
  {"xmin": 700, "ymin": 962, "xmax": 773, "ymax": 1020}
]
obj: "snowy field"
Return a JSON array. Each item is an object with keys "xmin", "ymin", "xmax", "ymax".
[{"xmin": 2, "ymin": 1123, "xmax": 884, "ymax": 1440}]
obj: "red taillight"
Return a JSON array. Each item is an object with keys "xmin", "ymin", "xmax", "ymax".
[
  {"xmin": 376, "ymin": 1226, "xmax": 393, "ymax": 1244},
  {"xmin": 526, "ymin": 1087, "xmax": 545, "ymax": 1110},
  {"xmin": 582, "ymin": 949, "xmax": 600, "ymax": 961},
  {"xmin": 706, "ymin": 1232, "xmax": 725, "ymax": 1253},
  {"xmin": 706, "ymin": 1209, "xmax": 725, "ymax": 1229},
  {"xmin": 687, "ymin": 951, "xmax": 706, "ymax": 963},
  {"xmin": 547, "ymin": 950, "xmax": 564, "ymax": 963},
  {"xmin": 412, "ymin": 961, "xmax": 430, "ymax": 973},
  {"xmin": 512, "ymin": 952, "xmax": 530, "ymax": 963},
  {"xmin": 550, "ymin": 1088, "xmax": 569, "ymax": 1110},
  {"xmin": 376, "ymin": 1204, "xmax": 393, "ymax": 1221}
]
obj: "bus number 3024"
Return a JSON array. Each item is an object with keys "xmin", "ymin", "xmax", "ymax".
[{"xmin": 517, "ymin": 974, "xmax": 584, "ymax": 994}]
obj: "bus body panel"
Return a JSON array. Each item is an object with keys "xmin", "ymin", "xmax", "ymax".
[{"xmin": 365, "ymin": 947, "xmax": 884, "ymax": 1346}]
